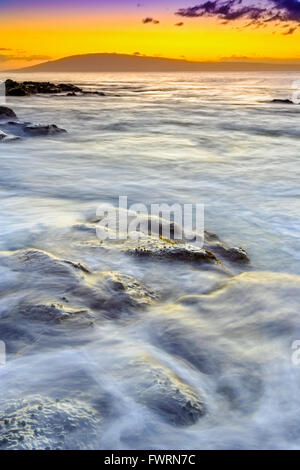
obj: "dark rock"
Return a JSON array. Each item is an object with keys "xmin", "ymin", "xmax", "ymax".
[
  {"xmin": 0, "ymin": 248, "xmax": 157, "ymax": 325},
  {"xmin": 120, "ymin": 357, "xmax": 205, "ymax": 426},
  {"xmin": 0, "ymin": 121, "xmax": 67, "ymax": 139},
  {"xmin": 204, "ymin": 231, "xmax": 250, "ymax": 263},
  {"xmin": 82, "ymin": 91, "xmax": 106, "ymax": 96},
  {"xmin": 129, "ymin": 240, "xmax": 219, "ymax": 266},
  {"xmin": 0, "ymin": 103, "xmax": 67, "ymax": 141},
  {"xmin": 0, "ymin": 106, "xmax": 17, "ymax": 120},
  {"xmin": 94, "ymin": 271, "xmax": 157, "ymax": 315},
  {"xmin": 5, "ymin": 79, "xmax": 103, "ymax": 97},
  {"xmin": 21, "ymin": 123, "xmax": 67, "ymax": 137},
  {"xmin": 271, "ymin": 99, "xmax": 294, "ymax": 104}
]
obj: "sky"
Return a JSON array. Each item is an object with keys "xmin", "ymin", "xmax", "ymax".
[{"xmin": 0, "ymin": 0, "xmax": 300, "ymax": 69}]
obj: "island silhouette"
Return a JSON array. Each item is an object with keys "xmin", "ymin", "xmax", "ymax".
[{"xmin": 14, "ymin": 53, "xmax": 300, "ymax": 72}]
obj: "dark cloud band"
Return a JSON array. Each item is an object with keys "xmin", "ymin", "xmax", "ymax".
[{"xmin": 176, "ymin": 0, "xmax": 300, "ymax": 33}]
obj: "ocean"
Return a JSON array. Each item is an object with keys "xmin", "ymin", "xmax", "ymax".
[{"xmin": 0, "ymin": 71, "xmax": 300, "ymax": 449}]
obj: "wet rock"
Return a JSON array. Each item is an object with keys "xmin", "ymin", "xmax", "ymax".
[
  {"xmin": 1, "ymin": 121, "xmax": 67, "ymax": 138},
  {"xmin": 5, "ymin": 79, "xmax": 105, "ymax": 97},
  {"xmin": 13, "ymin": 301, "xmax": 94, "ymax": 325},
  {"xmin": 93, "ymin": 271, "xmax": 157, "ymax": 315},
  {"xmin": 5, "ymin": 79, "xmax": 82, "ymax": 96},
  {"xmin": 271, "ymin": 99, "xmax": 294, "ymax": 104},
  {"xmin": 121, "ymin": 357, "xmax": 205, "ymax": 426},
  {"xmin": 81, "ymin": 90, "xmax": 106, "ymax": 96},
  {"xmin": 0, "ymin": 130, "xmax": 19, "ymax": 142},
  {"xmin": 0, "ymin": 248, "xmax": 157, "ymax": 326},
  {"xmin": 82, "ymin": 211, "xmax": 248, "ymax": 268},
  {"xmin": 204, "ymin": 231, "xmax": 250, "ymax": 263},
  {"xmin": 0, "ymin": 396, "xmax": 103, "ymax": 450},
  {"xmin": 0, "ymin": 104, "xmax": 67, "ymax": 141},
  {"xmin": 0, "ymin": 106, "xmax": 17, "ymax": 121},
  {"xmin": 127, "ymin": 237, "xmax": 219, "ymax": 266},
  {"xmin": 0, "ymin": 248, "xmax": 91, "ymax": 278}
]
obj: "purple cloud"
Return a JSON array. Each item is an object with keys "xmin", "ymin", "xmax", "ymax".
[{"xmin": 176, "ymin": 0, "xmax": 300, "ymax": 33}]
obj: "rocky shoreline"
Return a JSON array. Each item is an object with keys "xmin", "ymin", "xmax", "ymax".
[{"xmin": 5, "ymin": 79, "xmax": 105, "ymax": 97}]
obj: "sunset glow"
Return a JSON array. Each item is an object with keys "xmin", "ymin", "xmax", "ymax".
[{"xmin": 0, "ymin": 0, "xmax": 300, "ymax": 69}]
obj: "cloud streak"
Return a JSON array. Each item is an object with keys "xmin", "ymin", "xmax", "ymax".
[
  {"xmin": 176, "ymin": 0, "xmax": 300, "ymax": 33},
  {"xmin": 0, "ymin": 52, "xmax": 52, "ymax": 62},
  {"xmin": 142, "ymin": 17, "xmax": 160, "ymax": 24}
]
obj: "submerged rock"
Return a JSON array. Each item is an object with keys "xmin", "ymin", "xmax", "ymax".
[
  {"xmin": 0, "ymin": 248, "xmax": 91, "ymax": 277},
  {"xmin": 0, "ymin": 396, "xmax": 103, "ymax": 450},
  {"xmin": 93, "ymin": 271, "xmax": 157, "ymax": 314},
  {"xmin": 145, "ymin": 271, "xmax": 300, "ymax": 413},
  {"xmin": 74, "ymin": 211, "xmax": 249, "ymax": 270},
  {"xmin": 0, "ymin": 106, "xmax": 67, "ymax": 141},
  {"xmin": 120, "ymin": 356, "xmax": 205, "ymax": 426},
  {"xmin": 0, "ymin": 248, "xmax": 157, "ymax": 354},
  {"xmin": 12, "ymin": 301, "xmax": 94, "ymax": 325},
  {"xmin": 0, "ymin": 129, "xmax": 20, "ymax": 142},
  {"xmin": 204, "ymin": 231, "xmax": 249, "ymax": 263},
  {"xmin": 1, "ymin": 121, "xmax": 66, "ymax": 138}
]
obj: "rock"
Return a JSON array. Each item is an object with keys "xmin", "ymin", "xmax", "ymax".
[
  {"xmin": 0, "ymin": 106, "xmax": 17, "ymax": 121},
  {"xmin": 93, "ymin": 271, "xmax": 157, "ymax": 315},
  {"xmin": 82, "ymin": 211, "xmax": 248, "ymax": 269},
  {"xmin": 21, "ymin": 123, "xmax": 66, "ymax": 137},
  {"xmin": 204, "ymin": 231, "xmax": 250, "ymax": 263},
  {"xmin": 82, "ymin": 90, "xmax": 106, "ymax": 96},
  {"xmin": 13, "ymin": 301, "xmax": 94, "ymax": 325},
  {"xmin": 0, "ymin": 396, "xmax": 103, "ymax": 450},
  {"xmin": 0, "ymin": 248, "xmax": 157, "ymax": 325},
  {"xmin": 120, "ymin": 356, "xmax": 205, "ymax": 426},
  {"xmin": 127, "ymin": 237, "xmax": 220, "ymax": 266},
  {"xmin": 1, "ymin": 121, "xmax": 67, "ymax": 138},
  {"xmin": 5, "ymin": 79, "xmax": 82, "ymax": 96},
  {"xmin": 5, "ymin": 79, "xmax": 104, "ymax": 97},
  {"xmin": 271, "ymin": 99, "xmax": 294, "ymax": 104},
  {"xmin": 0, "ymin": 248, "xmax": 91, "ymax": 277},
  {"xmin": 0, "ymin": 104, "xmax": 67, "ymax": 141},
  {"xmin": 0, "ymin": 129, "xmax": 20, "ymax": 142}
]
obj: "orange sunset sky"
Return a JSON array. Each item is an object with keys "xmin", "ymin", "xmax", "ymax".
[{"xmin": 0, "ymin": 0, "xmax": 300, "ymax": 69}]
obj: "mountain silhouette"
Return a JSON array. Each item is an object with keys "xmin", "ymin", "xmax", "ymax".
[{"xmin": 14, "ymin": 53, "xmax": 300, "ymax": 72}]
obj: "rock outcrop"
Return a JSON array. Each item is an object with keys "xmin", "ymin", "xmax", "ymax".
[
  {"xmin": 0, "ymin": 396, "xmax": 103, "ymax": 450},
  {"xmin": 0, "ymin": 106, "xmax": 18, "ymax": 120},
  {"xmin": 5, "ymin": 79, "xmax": 105, "ymax": 97},
  {"xmin": 0, "ymin": 248, "xmax": 157, "ymax": 354},
  {"xmin": 73, "ymin": 211, "xmax": 249, "ymax": 269},
  {"xmin": 0, "ymin": 106, "xmax": 66, "ymax": 141},
  {"xmin": 117, "ymin": 356, "xmax": 205, "ymax": 426}
]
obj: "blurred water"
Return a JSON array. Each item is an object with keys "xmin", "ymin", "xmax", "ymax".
[{"xmin": 0, "ymin": 72, "xmax": 300, "ymax": 449}]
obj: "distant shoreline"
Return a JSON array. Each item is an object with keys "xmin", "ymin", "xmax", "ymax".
[{"xmin": 7, "ymin": 53, "xmax": 300, "ymax": 73}]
